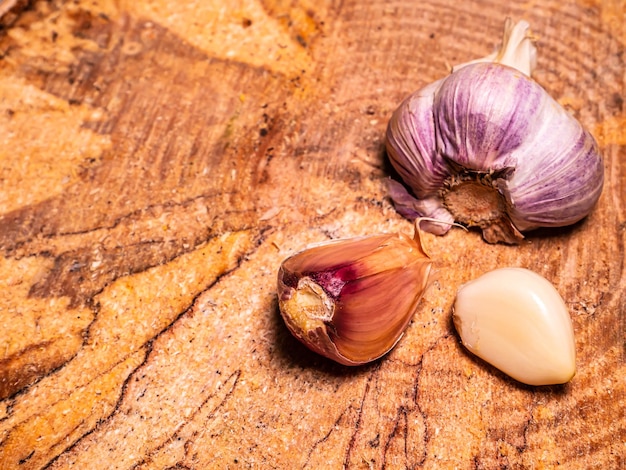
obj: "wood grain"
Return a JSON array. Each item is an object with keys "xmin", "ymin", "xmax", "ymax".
[{"xmin": 0, "ymin": 0, "xmax": 624, "ymax": 468}]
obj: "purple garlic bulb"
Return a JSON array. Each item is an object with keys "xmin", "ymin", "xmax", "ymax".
[{"xmin": 385, "ymin": 20, "xmax": 604, "ymax": 244}]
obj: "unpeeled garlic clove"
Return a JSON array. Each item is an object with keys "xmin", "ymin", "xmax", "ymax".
[
  {"xmin": 453, "ymin": 267, "xmax": 576, "ymax": 386},
  {"xmin": 277, "ymin": 229, "xmax": 432, "ymax": 365}
]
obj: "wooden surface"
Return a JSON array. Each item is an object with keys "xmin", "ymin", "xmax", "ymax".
[{"xmin": 0, "ymin": 0, "xmax": 624, "ymax": 468}]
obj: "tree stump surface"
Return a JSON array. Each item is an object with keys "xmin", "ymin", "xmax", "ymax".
[{"xmin": 0, "ymin": 1, "xmax": 624, "ymax": 468}]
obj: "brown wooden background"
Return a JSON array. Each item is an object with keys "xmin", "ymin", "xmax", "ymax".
[{"xmin": 0, "ymin": 0, "xmax": 624, "ymax": 468}]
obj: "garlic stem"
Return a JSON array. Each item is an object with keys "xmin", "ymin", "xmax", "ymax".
[{"xmin": 453, "ymin": 18, "xmax": 537, "ymax": 76}]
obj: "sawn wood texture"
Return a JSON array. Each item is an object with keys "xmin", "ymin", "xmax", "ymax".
[{"xmin": 0, "ymin": 0, "xmax": 624, "ymax": 468}]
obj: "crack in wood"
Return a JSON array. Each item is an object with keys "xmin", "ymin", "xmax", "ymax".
[
  {"xmin": 342, "ymin": 369, "xmax": 375, "ymax": 468},
  {"xmin": 1, "ymin": 230, "xmax": 262, "ymax": 460},
  {"xmin": 381, "ymin": 357, "xmax": 428, "ymax": 470},
  {"xmin": 0, "ymin": 347, "xmax": 147, "ymax": 445},
  {"xmin": 35, "ymin": 251, "xmax": 255, "ymax": 467},
  {"xmin": 0, "ymin": 228, "xmax": 262, "ymax": 403},
  {"xmin": 130, "ymin": 370, "xmax": 242, "ymax": 469},
  {"xmin": 303, "ymin": 403, "xmax": 355, "ymax": 469}
]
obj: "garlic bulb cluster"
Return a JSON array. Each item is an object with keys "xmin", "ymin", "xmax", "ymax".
[
  {"xmin": 386, "ymin": 20, "xmax": 604, "ymax": 243},
  {"xmin": 277, "ymin": 229, "xmax": 432, "ymax": 365},
  {"xmin": 453, "ymin": 268, "xmax": 576, "ymax": 385}
]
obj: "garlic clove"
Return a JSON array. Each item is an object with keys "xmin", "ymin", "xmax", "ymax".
[
  {"xmin": 277, "ymin": 229, "xmax": 432, "ymax": 365},
  {"xmin": 453, "ymin": 267, "xmax": 576, "ymax": 386}
]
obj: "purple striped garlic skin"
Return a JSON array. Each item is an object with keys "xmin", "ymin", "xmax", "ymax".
[
  {"xmin": 386, "ymin": 80, "xmax": 455, "ymax": 236},
  {"xmin": 385, "ymin": 24, "xmax": 604, "ymax": 244}
]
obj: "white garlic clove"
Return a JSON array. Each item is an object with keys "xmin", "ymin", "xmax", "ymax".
[{"xmin": 453, "ymin": 267, "xmax": 576, "ymax": 386}]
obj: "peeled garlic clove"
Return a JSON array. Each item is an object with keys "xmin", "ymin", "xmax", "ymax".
[
  {"xmin": 453, "ymin": 268, "xmax": 576, "ymax": 386},
  {"xmin": 385, "ymin": 19, "xmax": 604, "ymax": 244},
  {"xmin": 277, "ymin": 229, "xmax": 432, "ymax": 365}
]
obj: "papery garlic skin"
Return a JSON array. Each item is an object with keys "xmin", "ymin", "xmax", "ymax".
[
  {"xmin": 386, "ymin": 20, "xmax": 604, "ymax": 243},
  {"xmin": 277, "ymin": 230, "xmax": 432, "ymax": 365},
  {"xmin": 435, "ymin": 63, "xmax": 604, "ymax": 234},
  {"xmin": 453, "ymin": 268, "xmax": 576, "ymax": 386}
]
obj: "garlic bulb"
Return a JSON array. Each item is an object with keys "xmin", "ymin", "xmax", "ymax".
[
  {"xmin": 386, "ymin": 19, "xmax": 604, "ymax": 243},
  {"xmin": 277, "ymin": 229, "xmax": 432, "ymax": 365},
  {"xmin": 453, "ymin": 268, "xmax": 576, "ymax": 385}
]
